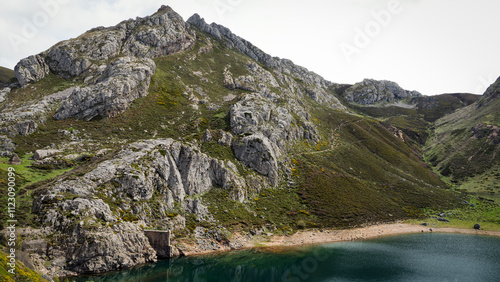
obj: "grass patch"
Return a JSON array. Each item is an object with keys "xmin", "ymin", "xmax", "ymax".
[
  {"xmin": 409, "ymin": 197, "xmax": 500, "ymax": 231},
  {"xmin": 201, "ymin": 186, "xmax": 313, "ymax": 233},
  {"xmin": 0, "ymin": 155, "xmax": 74, "ymax": 188}
]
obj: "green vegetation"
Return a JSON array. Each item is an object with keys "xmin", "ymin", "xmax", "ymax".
[
  {"xmin": 339, "ymin": 93, "xmax": 480, "ymax": 146},
  {"xmin": 424, "ymin": 82, "xmax": 500, "ymax": 198},
  {"xmin": 0, "ymin": 250, "xmax": 48, "ymax": 281},
  {"xmin": 0, "ymin": 66, "xmax": 14, "ymax": 86},
  {"xmin": 201, "ymin": 187, "xmax": 313, "ymax": 234},
  {"xmin": 290, "ymin": 109, "xmax": 460, "ymax": 228},
  {"xmin": 0, "ymin": 155, "xmax": 73, "ymax": 186},
  {"xmin": 409, "ymin": 197, "xmax": 500, "ymax": 230}
]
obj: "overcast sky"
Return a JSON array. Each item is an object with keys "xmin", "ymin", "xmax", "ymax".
[{"xmin": 1, "ymin": 0, "xmax": 499, "ymax": 95}]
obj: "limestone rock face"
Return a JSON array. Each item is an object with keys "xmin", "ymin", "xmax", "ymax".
[
  {"xmin": 34, "ymin": 142, "xmax": 246, "ymax": 221},
  {"xmin": 0, "ymin": 87, "xmax": 10, "ymax": 103},
  {"xmin": 65, "ymin": 222, "xmax": 157, "ymax": 274},
  {"xmin": 121, "ymin": 5, "xmax": 195, "ymax": 58},
  {"xmin": 53, "ymin": 57, "xmax": 156, "ymax": 120},
  {"xmin": 344, "ymin": 79, "xmax": 422, "ymax": 105},
  {"xmin": 32, "ymin": 138, "xmax": 248, "ymax": 275},
  {"xmin": 14, "ymin": 55, "xmax": 50, "ymax": 86},
  {"xmin": 233, "ymin": 133, "xmax": 279, "ymax": 186},
  {"xmin": 14, "ymin": 6, "xmax": 194, "ymax": 86}
]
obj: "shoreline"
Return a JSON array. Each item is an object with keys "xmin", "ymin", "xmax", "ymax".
[
  {"xmin": 181, "ymin": 222, "xmax": 500, "ymax": 256},
  {"xmin": 262, "ymin": 222, "xmax": 500, "ymax": 248},
  {"xmin": 65, "ymin": 222, "xmax": 500, "ymax": 279}
]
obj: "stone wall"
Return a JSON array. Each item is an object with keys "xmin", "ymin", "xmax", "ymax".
[{"xmin": 144, "ymin": 230, "xmax": 172, "ymax": 259}]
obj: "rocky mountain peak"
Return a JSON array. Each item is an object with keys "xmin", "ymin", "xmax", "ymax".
[
  {"xmin": 342, "ymin": 78, "xmax": 422, "ymax": 105},
  {"xmin": 14, "ymin": 5, "xmax": 194, "ymax": 87}
]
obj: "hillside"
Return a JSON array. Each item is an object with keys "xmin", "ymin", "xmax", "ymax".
[
  {"xmin": 0, "ymin": 5, "xmax": 493, "ymax": 280},
  {"xmin": 425, "ymin": 77, "xmax": 500, "ymax": 200},
  {"xmin": 0, "ymin": 66, "xmax": 14, "ymax": 88},
  {"xmin": 338, "ymin": 86, "xmax": 481, "ymax": 145}
]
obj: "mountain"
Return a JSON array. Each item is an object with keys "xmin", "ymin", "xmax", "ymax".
[
  {"xmin": 425, "ymin": 77, "xmax": 500, "ymax": 199},
  {"xmin": 0, "ymin": 5, "xmax": 494, "ymax": 279}
]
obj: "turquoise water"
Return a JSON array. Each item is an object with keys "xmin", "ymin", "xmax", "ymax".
[{"xmin": 70, "ymin": 233, "xmax": 500, "ymax": 282}]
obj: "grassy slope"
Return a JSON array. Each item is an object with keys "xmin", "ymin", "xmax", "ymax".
[
  {"xmin": 290, "ymin": 106, "xmax": 460, "ymax": 228},
  {"xmin": 425, "ymin": 81, "xmax": 500, "ymax": 202},
  {"xmin": 340, "ymin": 93, "xmax": 480, "ymax": 146},
  {"xmin": 0, "ymin": 66, "xmax": 14, "ymax": 86}
]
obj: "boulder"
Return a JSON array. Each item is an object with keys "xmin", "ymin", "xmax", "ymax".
[
  {"xmin": 437, "ymin": 217, "xmax": 450, "ymax": 222},
  {"xmin": 31, "ymin": 149, "xmax": 62, "ymax": 160},
  {"xmin": 16, "ymin": 120, "xmax": 37, "ymax": 136},
  {"xmin": 0, "ymin": 136, "xmax": 16, "ymax": 157},
  {"xmin": 201, "ymin": 129, "xmax": 213, "ymax": 142},
  {"xmin": 0, "ymin": 87, "xmax": 10, "ymax": 103},
  {"xmin": 217, "ymin": 130, "xmax": 233, "ymax": 147}
]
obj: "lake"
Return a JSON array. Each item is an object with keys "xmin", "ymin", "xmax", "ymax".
[{"xmin": 69, "ymin": 233, "xmax": 500, "ymax": 282}]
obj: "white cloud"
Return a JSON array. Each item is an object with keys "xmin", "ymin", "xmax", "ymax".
[{"xmin": 1, "ymin": 0, "xmax": 499, "ymax": 94}]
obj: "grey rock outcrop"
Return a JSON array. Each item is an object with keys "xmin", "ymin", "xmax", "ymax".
[
  {"xmin": 16, "ymin": 120, "xmax": 37, "ymax": 136},
  {"xmin": 0, "ymin": 136, "xmax": 15, "ymax": 156},
  {"xmin": 344, "ymin": 79, "xmax": 422, "ymax": 105},
  {"xmin": 222, "ymin": 66, "xmax": 235, "ymax": 89},
  {"xmin": 218, "ymin": 130, "xmax": 233, "ymax": 146},
  {"xmin": 201, "ymin": 129, "xmax": 213, "ymax": 142},
  {"xmin": 0, "ymin": 87, "xmax": 10, "ymax": 103},
  {"xmin": 230, "ymin": 93, "xmax": 314, "ymax": 149},
  {"xmin": 34, "ymin": 138, "xmax": 247, "ymax": 220},
  {"xmin": 121, "ymin": 5, "xmax": 195, "ymax": 58},
  {"xmin": 31, "ymin": 149, "xmax": 62, "ymax": 160},
  {"xmin": 14, "ymin": 55, "xmax": 50, "ymax": 86},
  {"xmin": 233, "ymin": 133, "xmax": 279, "ymax": 186},
  {"xmin": 15, "ymin": 6, "xmax": 194, "ymax": 87},
  {"xmin": 54, "ymin": 57, "xmax": 155, "ymax": 120},
  {"xmin": 0, "ymin": 87, "xmax": 74, "ymax": 139},
  {"xmin": 32, "ymin": 138, "xmax": 250, "ymax": 275}
]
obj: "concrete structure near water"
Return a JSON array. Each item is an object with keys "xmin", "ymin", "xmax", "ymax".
[{"xmin": 144, "ymin": 230, "xmax": 173, "ymax": 259}]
